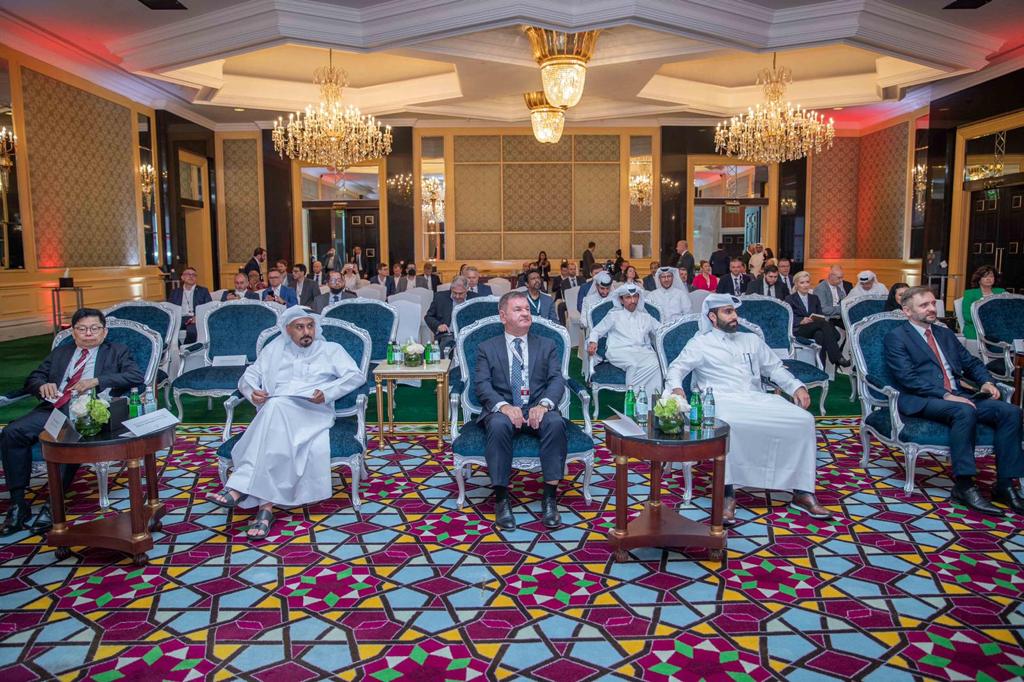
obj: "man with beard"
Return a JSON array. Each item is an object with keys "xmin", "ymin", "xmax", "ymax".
[
  {"xmin": 313, "ymin": 270, "xmax": 357, "ymax": 313},
  {"xmin": 207, "ymin": 307, "xmax": 364, "ymax": 539},
  {"xmin": 664, "ymin": 294, "xmax": 828, "ymax": 525}
]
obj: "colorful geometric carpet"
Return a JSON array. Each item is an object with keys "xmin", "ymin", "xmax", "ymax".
[{"xmin": 1, "ymin": 419, "xmax": 1023, "ymax": 681}]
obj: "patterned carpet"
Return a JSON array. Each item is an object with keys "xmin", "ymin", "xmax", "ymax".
[{"xmin": 1, "ymin": 419, "xmax": 1023, "ymax": 681}]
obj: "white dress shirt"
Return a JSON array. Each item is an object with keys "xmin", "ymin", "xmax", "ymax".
[
  {"xmin": 181, "ymin": 285, "xmax": 196, "ymax": 316},
  {"xmin": 59, "ymin": 346, "xmax": 98, "ymax": 392},
  {"xmin": 493, "ymin": 332, "xmax": 554, "ymax": 412}
]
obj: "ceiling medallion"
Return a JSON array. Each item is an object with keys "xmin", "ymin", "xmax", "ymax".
[
  {"xmin": 523, "ymin": 27, "xmax": 600, "ymax": 108},
  {"xmin": 272, "ymin": 49, "xmax": 393, "ymax": 171},
  {"xmin": 524, "ymin": 91, "xmax": 566, "ymax": 144},
  {"xmin": 714, "ymin": 53, "xmax": 835, "ymax": 164}
]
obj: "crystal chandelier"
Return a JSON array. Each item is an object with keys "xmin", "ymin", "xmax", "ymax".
[
  {"xmin": 386, "ymin": 172, "xmax": 414, "ymax": 204},
  {"xmin": 629, "ymin": 157, "xmax": 653, "ymax": 208},
  {"xmin": 524, "ymin": 91, "xmax": 565, "ymax": 144},
  {"xmin": 422, "ymin": 177, "xmax": 445, "ymax": 224},
  {"xmin": 714, "ymin": 53, "xmax": 834, "ymax": 164},
  {"xmin": 0, "ymin": 126, "xmax": 16, "ymax": 193},
  {"xmin": 912, "ymin": 163, "xmax": 927, "ymax": 214},
  {"xmin": 523, "ymin": 27, "xmax": 600, "ymax": 108},
  {"xmin": 272, "ymin": 50, "xmax": 392, "ymax": 171},
  {"xmin": 139, "ymin": 163, "xmax": 156, "ymax": 210}
]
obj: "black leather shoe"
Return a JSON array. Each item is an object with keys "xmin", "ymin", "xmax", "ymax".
[
  {"xmin": 30, "ymin": 504, "xmax": 53, "ymax": 535},
  {"xmin": 992, "ymin": 486, "xmax": 1024, "ymax": 515},
  {"xmin": 494, "ymin": 498, "xmax": 516, "ymax": 531},
  {"xmin": 541, "ymin": 496, "xmax": 561, "ymax": 529},
  {"xmin": 951, "ymin": 486, "xmax": 1004, "ymax": 516},
  {"xmin": 0, "ymin": 504, "xmax": 30, "ymax": 536}
]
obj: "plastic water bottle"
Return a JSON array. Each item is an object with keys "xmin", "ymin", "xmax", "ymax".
[
  {"xmin": 128, "ymin": 388, "xmax": 141, "ymax": 418},
  {"xmin": 703, "ymin": 387, "xmax": 716, "ymax": 429},
  {"xmin": 624, "ymin": 385, "xmax": 636, "ymax": 418},
  {"xmin": 431, "ymin": 341, "xmax": 440, "ymax": 362},
  {"xmin": 143, "ymin": 388, "xmax": 157, "ymax": 414},
  {"xmin": 636, "ymin": 387, "xmax": 649, "ymax": 426},
  {"xmin": 689, "ymin": 389, "xmax": 702, "ymax": 425}
]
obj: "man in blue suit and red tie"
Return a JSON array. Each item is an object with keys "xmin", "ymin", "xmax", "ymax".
[{"xmin": 885, "ymin": 286, "xmax": 1023, "ymax": 516}]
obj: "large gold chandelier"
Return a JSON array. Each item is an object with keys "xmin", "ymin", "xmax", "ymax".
[
  {"xmin": 272, "ymin": 50, "xmax": 392, "ymax": 171},
  {"xmin": 523, "ymin": 27, "xmax": 600, "ymax": 108},
  {"xmin": 524, "ymin": 91, "xmax": 565, "ymax": 144},
  {"xmin": 714, "ymin": 53, "xmax": 834, "ymax": 164}
]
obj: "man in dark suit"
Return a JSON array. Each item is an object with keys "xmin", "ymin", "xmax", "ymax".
[
  {"xmin": 709, "ymin": 243, "xmax": 731, "ymax": 277},
  {"xmin": 314, "ymin": 270, "xmax": 357, "ymax": 312},
  {"xmin": 369, "ymin": 262, "xmax": 397, "ymax": 297},
  {"xmin": 581, "ymin": 241, "xmax": 596, "ymax": 276},
  {"xmin": 550, "ymin": 262, "xmax": 569, "ymax": 301},
  {"xmin": 243, "ymin": 247, "xmax": 266, "ymax": 278},
  {"xmin": 309, "ymin": 260, "xmax": 326, "ymax": 288},
  {"xmin": 425, "ymin": 276, "xmax": 477, "ymax": 355},
  {"xmin": 559, "ymin": 262, "xmax": 581, "ymax": 295},
  {"xmin": 642, "ymin": 261, "xmax": 659, "ymax": 292},
  {"xmin": 168, "ymin": 265, "xmax": 213, "ymax": 343},
  {"xmin": 290, "ymin": 264, "xmax": 318, "ymax": 308},
  {"xmin": 674, "ymin": 240, "xmax": 696, "ymax": 282},
  {"xmin": 745, "ymin": 264, "xmax": 789, "ymax": 300},
  {"xmin": 716, "ymin": 258, "xmax": 752, "ymax": 296},
  {"xmin": 417, "ymin": 263, "xmax": 442, "ymax": 292},
  {"xmin": 885, "ymin": 286, "xmax": 1024, "ymax": 516},
  {"xmin": 1, "ymin": 308, "xmax": 144, "ymax": 535},
  {"xmin": 464, "ymin": 266, "xmax": 492, "ymax": 296},
  {"xmin": 262, "ymin": 269, "xmax": 298, "ymax": 308},
  {"xmin": 777, "ymin": 257, "xmax": 795, "ymax": 291},
  {"xmin": 350, "ymin": 246, "xmax": 368, "ymax": 278},
  {"xmin": 323, "ymin": 248, "xmax": 343, "ymax": 274},
  {"xmin": 474, "ymin": 291, "xmax": 567, "ymax": 530},
  {"xmin": 221, "ymin": 271, "xmax": 260, "ymax": 301}
]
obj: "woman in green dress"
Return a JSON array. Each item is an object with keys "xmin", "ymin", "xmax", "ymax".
[{"xmin": 962, "ymin": 265, "xmax": 1005, "ymax": 340}]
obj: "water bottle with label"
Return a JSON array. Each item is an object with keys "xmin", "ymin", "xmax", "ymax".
[
  {"xmin": 703, "ymin": 387, "xmax": 716, "ymax": 429},
  {"xmin": 636, "ymin": 387, "xmax": 649, "ymax": 426},
  {"xmin": 143, "ymin": 388, "xmax": 157, "ymax": 414},
  {"xmin": 689, "ymin": 389, "xmax": 702, "ymax": 425},
  {"xmin": 128, "ymin": 387, "xmax": 141, "ymax": 419},
  {"xmin": 424, "ymin": 342, "xmax": 432, "ymax": 364},
  {"xmin": 431, "ymin": 341, "xmax": 440, "ymax": 362},
  {"xmin": 387, "ymin": 342, "xmax": 395, "ymax": 365},
  {"xmin": 624, "ymin": 385, "xmax": 636, "ymax": 418}
]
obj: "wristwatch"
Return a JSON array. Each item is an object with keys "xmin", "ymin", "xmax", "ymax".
[{"xmin": 539, "ymin": 398, "xmax": 554, "ymax": 410}]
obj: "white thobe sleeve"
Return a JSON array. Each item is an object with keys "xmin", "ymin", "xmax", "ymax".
[
  {"xmin": 587, "ymin": 311, "xmax": 615, "ymax": 346},
  {"xmin": 679, "ymin": 292, "xmax": 692, "ymax": 315},
  {"xmin": 665, "ymin": 337, "xmax": 703, "ymax": 392},
  {"xmin": 319, "ymin": 347, "xmax": 365, "ymax": 404},
  {"xmin": 239, "ymin": 353, "xmax": 269, "ymax": 401},
  {"xmin": 756, "ymin": 338, "xmax": 805, "ymax": 396}
]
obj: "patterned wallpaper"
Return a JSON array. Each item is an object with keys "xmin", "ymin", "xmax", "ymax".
[
  {"xmin": 574, "ymin": 232, "xmax": 620, "ymax": 261},
  {"xmin": 575, "ymin": 135, "xmax": 620, "ymax": 162},
  {"xmin": 454, "ymin": 232, "xmax": 502, "ymax": 260},
  {"xmin": 503, "ymin": 135, "xmax": 572, "ymax": 163},
  {"xmin": 453, "ymin": 164, "xmax": 501, "ymax": 231},
  {"xmin": 21, "ymin": 68, "xmax": 139, "ymax": 268},
  {"xmin": 809, "ymin": 137, "xmax": 859, "ymax": 260},
  {"xmin": 503, "ymin": 164, "xmax": 573, "ymax": 230},
  {"xmin": 575, "ymin": 164, "xmax": 620, "ymax": 230},
  {"xmin": 222, "ymin": 138, "xmax": 262, "ymax": 263},
  {"xmin": 454, "ymin": 135, "xmax": 500, "ymax": 163},
  {"xmin": 504, "ymin": 233, "xmax": 572, "ymax": 261},
  {"xmin": 856, "ymin": 122, "xmax": 909, "ymax": 258}
]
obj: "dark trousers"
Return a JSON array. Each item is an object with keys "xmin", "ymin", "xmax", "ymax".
[
  {"xmin": 483, "ymin": 408, "xmax": 567, "ymax": 487},
  {"xmin": 1, "ymin": 405, "xmax": 79, "ymax": 503},
  {"xmin": 795, "ymin": 319, "xmax": 843, "ymax": 364},
  {"xmin": 913, "ymin": 395, "xmax": 1024, "ymax": 478},
  {"xmin": 181, "ymin": 318, "xmax": 197, "ymax": 344},
  {"xmin": 436, "ymin": 332, "xmax": 455, "ymax": 358}
]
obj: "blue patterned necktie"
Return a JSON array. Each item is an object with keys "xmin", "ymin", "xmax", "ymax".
[{"xmin": 511, "ymin": 338, "xmax": 526, "ymax": 407}]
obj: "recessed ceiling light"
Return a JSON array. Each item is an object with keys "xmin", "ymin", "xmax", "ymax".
[{"xmin": 234, "ymin": 108, "xmax": 246, "ymax": 112}]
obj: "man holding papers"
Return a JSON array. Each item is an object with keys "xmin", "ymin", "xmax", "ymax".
[{"xmin": 206, "ymin": 307, "xmax": 364, "ymax": 540}]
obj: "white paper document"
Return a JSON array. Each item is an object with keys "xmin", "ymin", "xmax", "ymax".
[
  {"xmin": 603, "ymin": 408, "xmax": 645, "ymax": 437},
  {"xmin": 122, "ymin": 408, "xmax": 180, "ymax": 437},
  {"xmin": 43, "ymin": 409, "xmax": 67, "ymax": 439},
  {"xmin": 212, "ymin": 355, "xmax": 248, "ymax": 367}
]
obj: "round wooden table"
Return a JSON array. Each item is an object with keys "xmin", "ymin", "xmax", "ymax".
[
  {"xmin": 40, "ymin": 425, "xmax": 174, "ymax": 564},
  {"xmin": 605, "ymin": 419, "xmax": 730, "ymax": 566}
]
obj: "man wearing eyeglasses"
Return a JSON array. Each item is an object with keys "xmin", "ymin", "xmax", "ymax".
[{"xmin": 1, "ymin": 308, "xmax": 144, "ymax": 536}]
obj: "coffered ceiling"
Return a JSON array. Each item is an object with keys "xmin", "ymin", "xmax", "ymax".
[{"xmin": 1, "ymin": 0, "xmax": 1021, "ymax": 131}]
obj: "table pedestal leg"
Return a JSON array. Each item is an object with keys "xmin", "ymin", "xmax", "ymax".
[
  {"xmin": 375, "ymin": 376, "xmax": 385, "ymax": 448},
  {"xmin": 709, "ymin": 454, "xmax": 726, "ymax": 567},
  {"xmin": 612, "ymin": 454, "xmax": 628, "ymax": 562},
  {"xmin": 46, "ymin": 461, "xmax": 71, "ymax": 559},
  {"xmin": 126, "ymin": 459, "xmax": 149, "ymax": 565},
  {"xmin": 387, "ymin": 379, "xmax": 395, "ymax": 438},
  {"xmin": 144, "ymin": 453, "xmax": 162, "ymax": 532}
]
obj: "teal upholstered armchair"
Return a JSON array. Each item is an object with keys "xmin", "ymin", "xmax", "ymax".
[
  {"xmin": 448, "ymin": 296, "xmax": 501, "ymax": 432},
  {"xmin": 850, "ymin": 311, "xmax": 1013, "ymax": 494},
  {"xmin": 972, "ymin": 293, "xmax": 1024, "ymax": 383},
  {"xmin": 584, "ymin": 298, "xmax": 662, "ymax": 417},
  {"xmin": 449, "ymin": 316, "xmax": 594, "ymax": 507},
  {"xmin": 217, "ymin": 319, "xmax": 372, "ymax": 510},
  {"xmin": 105, "ymin": 300, "xmax": 181, "ymax": 403},
  {"xmin": 840, "ymin": 295, "xmax": 888, "ymax": 401}
]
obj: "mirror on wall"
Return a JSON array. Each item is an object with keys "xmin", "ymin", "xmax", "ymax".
[
  {"xmin": 0, "ymin": 57, "xmax": 24, "ymax": 270},
  {"xmin": 628, "ymin": 135, "xmax": 654, "ymax": 261},
  {"xmin": 421, "ymin": 136, "xmax": 445, "ymax": 261},
  {"xmin": 692, "ymin": 163, "xmax": 769, "ymax": 262},
  {"xmin": 138, "ymin": 113, "xmax": 159, "ymax": 266}
]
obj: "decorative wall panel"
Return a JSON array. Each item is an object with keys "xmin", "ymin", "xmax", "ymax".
[
  {"xmin": 808, "ymin": 137, "xmax": 859, "ymax": 260},
  {"xmin": 857, "ymin": 122, "xmax": 908, "ymax": 258},
  {"xmin": 574, "ymin": 232, "xmax": 620, "ymax": 262},
  {"xmin": 454, "ymin": 135, "xmax": 500, "ymax": 163},
  {"xmin": 454, "ymin": 232, "xmax": 502, "ymax": 260},
  {"xmin": 574, "ymin": 164, "xmax": 620, "ymax": 230},
  {"xmin": 503, "ymin": 135, "xmax": 572, "ymax": 163},
  {"xmin": 21, "ymin": 68, "xmax": 139, "ymax": 268},
  {"xmin": 503, "ymin": 233, "xmax": 572, "ymax": 261},
  {"xmin": 222, "ymin": 138, "xmax": 261, "ymax": 263},
  {"xmin": 454, "ymin": 164, "xmax": 501, "ymax": 231},
  {"xmin": 503, "ymin": 164, "xmax": 572, "ymax": 231},
  {"xmin": 575, "ymin": 135, "xmax": 620, "ymax": 162}
]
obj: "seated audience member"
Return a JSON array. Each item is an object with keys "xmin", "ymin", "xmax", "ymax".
[
  {"xmin": 961, "ymin": 265, "xmax": 1005, "ymax": 340},
  {"xmin": 340, "ymin": 264, "xmax": 361, "ymax": 293},
  {"xmin": 425, "ymin": 276, "xmax": 476, "ymax": 355},
  {"xmin": 846, "ymin": 270, "xmax": 888, "ymax": 301},
  {"xmin": 550, "ymin": 262, "xmax": 569, "ymax": 300},
  {"xmin": 576, "ymin": 263, "xmax": 607, "ymax": 313},
  {"xmin": 1, "ymin": 309, "xmax": 144, "ymax": 535},
  {"xmin": 665, "ymin": 294, "xmax": 826, "ymax": 524},
  {"xmin": 310, "ymin": 260, "xmax": 326, "ymax": 287},
  {"xmin": 274, "ymin": 259, "xmax": 294, "ymax": 287},
  {"xmin": 745, "ymin": 264, "xmax": 789, "ymax": 300},
  {"xmin": 885, "ymin": 286, "xmax": 1023, "ymax": 516},
  {"xmin": 475, "ymin": 291, "xmax": 568, "ymax": 530},
  {"xmin": 813, "ymin": 265, "xmax": 850, "ymax": 328},
  {"xmin": 777, "ymin": 257, "xmax": 794, "ymax": 291},
  {"xmin": 692, "ymin": 260, "xmax": 719, "ymax": 292},
  {"xmin": 615, "ymin": 260, "xmax": 634, "ymax": 283},
  {"xmin": 262, "ymin": 268, "xmax": 298, "ymax": 308},
  {"xmin": 169, "ymin": 266, "xmax": 212, "ymax": 343},
  {"xmin": 207, "ymin": 308, "xmax": 365, "ymax": 539},
  {"xmin": 419, "ymin": 263, "xmax": 441, "ymax": 291},
  {"xmin": 350, "ymin": 245, "xmax": 368, "ymax": 278},
  {"xmin": 560, "ymin": 262, "xmax": 581, "ymax": 293},
  {"xmin": 536, "ymin": 251, "xmax": 552, "ymax": 283},
  {"xmin": 523, "ymin": 269, "xmax": 559, "ymax": 324},
  {"xmin": 884, "ymin": 282, "xmax": 910, "ymax": 312},
  {"xmin": 391, "ymin": 262, "xmax": 404, "ymax": 281},
  {"xmin": 642, "ymin": 262, "xmax": 660, "ymax": 292},
  {"xmin": 716, "ymin": 258, "xmax": 753, "ymax": 296},
  {"xmin": 647, "ymin": 266, "xmax": 693, "ymax": 323},
  {"xmin": 291, "ymin": 264, "xmax": 318, "ymax": 307},
  {"xmin": 369, "ymin": 262, "xmax": 396, "ymax": 296},
  {"xmin": 314, "ymin": 270, "xmax": 356, "ymax": 312},
  {"xmin": 621, "ymin": 265, "xmax": 641, "ymax": 285},
  {"xmin": 464, "ymin": 266, "xmax": 491, "ymax": 296},
  {"xmin": 580, "ymin": 271, "xmax": 614, "ymax": 324},
  {"xmin": 396, "ymin": 265, "xmax": 419, "ymax": 293},
  {"xmin": 247, "ymin": 269, "xmax": 265, "ymax": 292},
  {"xmin": 586, "ymin": 282, "xmax": 663, "ymax": 398},
  {"xmin": 676, "ymin": 266, "xmax": 691, "ymax": 292},
  {"xmin": 222, "ymin": 271, "xmax": 259, "ymax": 301},
  {"xmin": 786, "ymin": 271, "xmax": 849, "ymax": 368}
]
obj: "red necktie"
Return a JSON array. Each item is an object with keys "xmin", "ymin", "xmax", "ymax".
[
  {"xmin": 924, "ymin": 327, "xmax": 952, "ymax": 392},
  {"xmin": 54, "ymin": 348, "xmax": 90, "ymax": 409}
]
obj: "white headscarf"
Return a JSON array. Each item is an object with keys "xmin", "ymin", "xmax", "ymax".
[
  {"xmin": 611, "ymin": 282, "xmax": 645, "ymax": 309},
  {"xmin": 582, "ymin": 271, "xmax": 614, "ymax": 309},
  {"xmin": 699, "ymin": 293, "xmax": 742, "ymax": 333},
  {"xmin": 655, "ymin": 266, "xmax": 685, "ymax": 292},
  {"xmin": 277, "ymin": 305, "xmax": 323, "ymax": 339}
]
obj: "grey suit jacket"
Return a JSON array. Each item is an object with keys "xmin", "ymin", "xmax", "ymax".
[
  {"xmin": 313, "ymin": 290, "xmax": 356, "ymax": 313},
  {"xmin": 293, "ymin": 279, "xmax": 318, "ymax": 307},
  {"xmin": 813, "ymin": 280, "xmax": 846, "ymax": 318}
]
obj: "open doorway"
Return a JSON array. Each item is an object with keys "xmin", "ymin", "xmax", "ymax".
[
  {"xmin": 691, "ymin": 163, "xmax": 770, "ymax": 261},
  {"xmin": 178, "ymin": 150, "xmax": 214, "ymax": 285},
  {"xmin": 300, "ymin": 163, "xmax": 381, "ymax": 275}
]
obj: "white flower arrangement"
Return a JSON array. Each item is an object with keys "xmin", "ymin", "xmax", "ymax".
[
  {"xmin": 70, "ymin": 394, "xmax": 104, "ymax": 419},
  {"xmin": 655, "ymin": 393, "xmax": 687, "ymax": 413},
  {"xmin": 403, "ymin": 342, "xmax": 425, "ymax": 354}
]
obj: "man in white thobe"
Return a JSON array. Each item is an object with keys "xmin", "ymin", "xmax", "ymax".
[
  {"xmin": 647, "ymin": 266, "xmax": 692, "ymax": 324},
  {"xmin": 665, "ymin": 294, "xmax": 830, "ymax": 525},
  {"xmin": 580, "ymin": 271, "xmax": 614, "ymax": 327},
  {"xmin": 845, "ymin": 270, "xmax": 888, "ymax": 301},
  {"xmin": 207, "ymin": 307, "xmax": 364, "ymax": 539},
  {"xmin": 587, "ymin": 282, "xmax": 663, "ymax": 399}
]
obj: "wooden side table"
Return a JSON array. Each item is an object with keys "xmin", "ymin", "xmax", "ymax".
[
  {"xmin": 605, "ymin": 419, "xmax": 730, "ymax": 566},
  {"xmin": 372, "ymin": 359, "xmax": 451, "ymax": 447},
  {"xmin": 49, "ymin": 286, "xmax": 85, "ymax": 335},
  {"xmin": 41, "ymin": 425, "xmax": 174, "ymax": 564}
]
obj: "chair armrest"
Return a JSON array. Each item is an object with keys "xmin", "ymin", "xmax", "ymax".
[
  {"xmin": 0, "ymin": 389, "xmax": 30, "ymax": 409},
  {"xmin": 567, "ymin": 378, "xmax": 593, "ymax": 436},
  {"xmin": 450, "ymin": 392, "xmax": 461, "ymax": 440},
  {"xmin": 793, "ymin": 336, "xmax": 814, "ymax": 346},
  {"xmin": 997, "ymin": 382, "xmax": 1014, "ymax": 403},
  {"xmin": 181, "ymin": 342, "xmax": 206, "ymax": 355},
  {"xmin": 863, "ymin": 376, "xmax": 905, "ymax": 435},
  {"xmin": 223, "ymin": 390, "xmax": 245, "ymax": 410}
]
